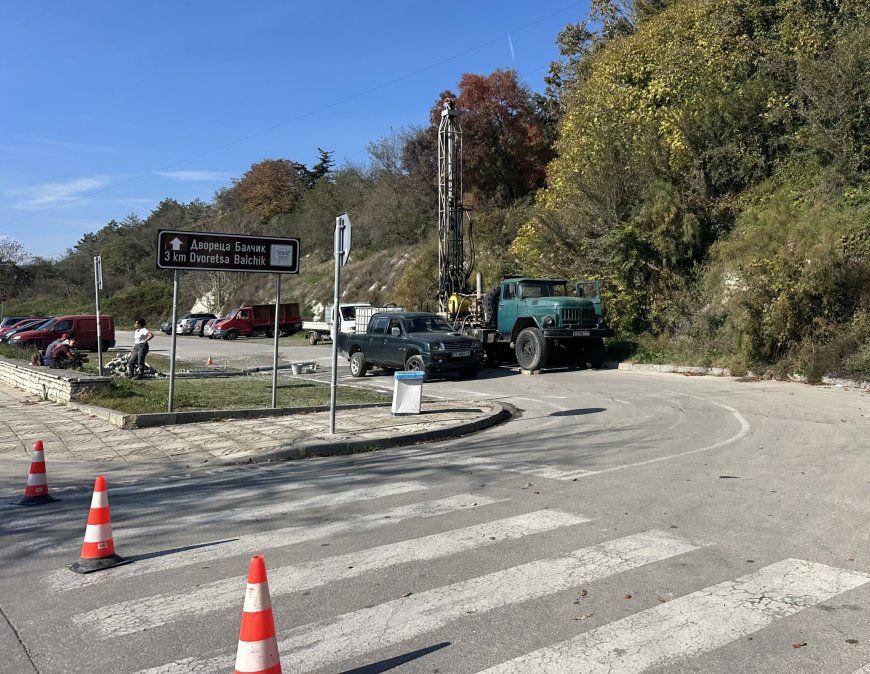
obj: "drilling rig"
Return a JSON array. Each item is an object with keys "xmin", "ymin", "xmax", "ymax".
[
  {"xmin": 436, "ymin": 99, "xmax": 474, "ymax": 315},
  {"xmin": 434, "ymin": 100, "xmax": 612, "ymax": 370}
]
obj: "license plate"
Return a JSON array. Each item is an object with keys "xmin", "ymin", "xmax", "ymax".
[
  {"xmin": 572, "ymin": 330, "xmax": 590, "ymax": 337},
  {"xmin": 452, "ymin": 350, "xmax": 471, "ymax": 357}
]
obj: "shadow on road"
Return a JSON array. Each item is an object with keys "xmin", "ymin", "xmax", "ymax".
[
  {"xmin": 549, "ymin": 407, "xmax": 607, "ymax": 417},
  {"xmin": 339, "ymin": 642, "xmax": 451, "ymax": 674}
]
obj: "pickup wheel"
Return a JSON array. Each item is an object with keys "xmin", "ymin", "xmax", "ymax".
[
  {"xmin": 308, "ymin": 331, "xmax": 320, "ymax": 345},
  {"xmin": 515, "ymin": 327, "xmax": 549, "ymax": 371},
  {"xmin": 349, "ymin": 351, "xmax": 369, "ymax": 378},
  {"xmin": 404, "ymin": 355, "xmax": 429, "ymax": 381},
  {"xmin": 226, "ymin": 330, "xmax": 239, "ymax": 341}
]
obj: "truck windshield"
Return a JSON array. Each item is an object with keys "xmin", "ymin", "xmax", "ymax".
[
  {"xmin": 518, "ymin": 281, "xmax": 567, "ymax": 298},
  {"xmin": 407, "ymin": 316, "xmax": 454, "ymax": 333},
  {"xmin": 225, "ymin": 309, "xmax": 238, "ymax": 320}
]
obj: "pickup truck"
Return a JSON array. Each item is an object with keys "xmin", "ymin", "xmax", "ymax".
[{"xmin": 338, "ymin": 311, "xmax": 484, "ymax": 380}]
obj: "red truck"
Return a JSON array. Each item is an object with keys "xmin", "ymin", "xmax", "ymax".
[{"xmin": 211, "ymin": 303, "xmax": 302, "ymax": 340}]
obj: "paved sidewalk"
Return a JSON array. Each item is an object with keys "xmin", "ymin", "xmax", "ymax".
[{"xmin": 0, "ymin": 382, "xmax": 508, "ymax": 467}]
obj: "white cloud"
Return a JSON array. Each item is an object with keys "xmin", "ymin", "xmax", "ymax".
[
  {"xmin": 6, "ymin": 176, "xmax": 113, "ymax": 211},
  {"xmin": 20, "ymin": 136, "xmax": 115, "ymax": 153},
  {"xmin": 155, "ymin": 170, "xmax": 232, "ymax": 182}
]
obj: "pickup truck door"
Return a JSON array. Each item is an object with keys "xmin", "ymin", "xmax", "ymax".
[
  {"xmin": 365, "ymin": 316, "xmax": 390, "ymax": 363},
  {"xmin": 376, "ymin": 317, "xmax": 407, "ymax": 366}
]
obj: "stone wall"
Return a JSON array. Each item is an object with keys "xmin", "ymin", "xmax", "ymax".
[{"xmin": 0, "ymin": 357, "xmax": 112, "ymax": 403}]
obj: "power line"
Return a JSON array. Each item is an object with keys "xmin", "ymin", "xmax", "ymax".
[{"xmin": 1, "ymin": 2, "xmax": 584, "ymax": 230}]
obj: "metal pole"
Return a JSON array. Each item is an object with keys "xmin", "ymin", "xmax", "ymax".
[
  {"xmin": 329, "ymin": 238, "xmax": 341, "ymax": 434},
  {"xmin": 271, "ymin": 274, "xmax": 281, "ymax": 408},
  {"xmin": 168, "ymin": 270, "xmax": 180, "ymax": 413},
  {"xmin": 93, "ymin": 256, "xmax": 103, "ymax": 376}
]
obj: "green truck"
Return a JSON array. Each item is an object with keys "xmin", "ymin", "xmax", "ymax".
[{"xmin": 457, "ymin": 277, "xmax": 612, "ymax": 371}]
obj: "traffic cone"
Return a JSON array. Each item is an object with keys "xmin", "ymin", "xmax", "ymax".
[
  {"xmin": 70, "ymin": 475, "xmax": 127, "ymax": 574},
  {"xmin": 234, "ymin": 555, "xmax": 282, "ymax": 674},
  {"xmin": 18, "ymin": 440, "xmax": 59, "ymax": 506},
  {"xmin": 206, "ymin": 355, "xmax": 214, "ymax": 366}
]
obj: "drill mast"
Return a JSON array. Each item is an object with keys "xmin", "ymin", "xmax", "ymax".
[{"xmin": 437, "ymin": 99, "xmax": 471, "ymax": 315}]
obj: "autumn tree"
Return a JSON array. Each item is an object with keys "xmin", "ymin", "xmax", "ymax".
[{"xmin": 233, "ymin": 158, "xmax": 308, "ymax": 224}]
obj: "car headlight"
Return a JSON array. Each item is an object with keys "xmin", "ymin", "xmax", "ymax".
[{"xmin": 542, "ymin": 315, "xmax": 556, "ymax": 328}]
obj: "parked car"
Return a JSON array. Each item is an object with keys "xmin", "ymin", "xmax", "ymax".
[
  {"xmin": 202, "ymin": 318, "xmax": 219, "ymax": 338},
  {"xmin": 190, "ymin": 317, "xmax": 209, "ymax": 336},
  {"xmin": 0, "ymin": 318, "xmax": 50, "ymax": 343},
  {"xmin": 177, "ymin": 313, "xmax": 216, "ymax": 335},
  {"xmin": 10, "ymin": 315, "xmax": 115, "ymax": 351},
  {"xmin": 0, "ymin": 316, "xmax": 34, "ymax": 330},
  {"xmin": 160, "ymin": 319, "xmax": 174, "ymax": 335}
]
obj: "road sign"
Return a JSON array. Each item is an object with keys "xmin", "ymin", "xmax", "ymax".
[
  {"xmin": 157, "ymin": 230, "xmax": 300, "ymax": 274},
  {"xmin": 335, "ymin": 212, "xmax": 351, "ymax": 267},
  {"xmin": 0, "ymin": 293, "xmax": 7, "ymax": 302}
]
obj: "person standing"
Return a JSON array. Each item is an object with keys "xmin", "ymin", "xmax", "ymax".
[{"xmin": 129, "ymin": 318, "xmax": 154, "ymax": 379}]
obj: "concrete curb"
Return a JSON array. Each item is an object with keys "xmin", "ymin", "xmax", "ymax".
[
  {"xmin": 213, "ymin": 401, "xmax": 515, "ymax": 466},
  {"xmin": 616, "ymin": 362, "xmax": 732, "ymax": 376},
  {"xmin": 67, "ymin": 401, "xmax": 392, "ymax": 429}
]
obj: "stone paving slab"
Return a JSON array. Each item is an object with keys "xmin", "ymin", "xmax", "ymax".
[{"xmin": 0, "ymin": 382, "xmax": 509, "ymax": 467}]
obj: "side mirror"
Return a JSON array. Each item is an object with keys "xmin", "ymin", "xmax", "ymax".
[{"xmin": 391, "ymin": 327, "xmax": 401, "ymax": 337}]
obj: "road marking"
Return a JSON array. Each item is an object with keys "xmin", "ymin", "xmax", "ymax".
[
  {"xmin": 135, "ymin": 529, "xmax": 700, "ymax": 674},
  {"xmin": 45, "ymin": 494, "xmax": 501, "ymax": 592},
  {"xmin": 573, "ymin": 393, "xmax": 750, "ymax": 478},
  {"xmin": 477, "ymin": 559, "xmax": 870, "ymax": 673},
  {"xmin": 74, "ymin": 510, "xmax": 589, "ymax": 637}
]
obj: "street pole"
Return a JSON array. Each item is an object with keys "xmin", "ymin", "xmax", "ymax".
[
  {"xmin": 93, "ymin": 256, "xmax": 104, "ymax": 376},
  {"xmin": 329, "ymin": 243, "xmax": 341, "ymax": 434},
  {"xmin": 168, "ymin": 270, "xmax": 180, "ymax": 413},
  {"xmin": 271, "ymin": 274, "xmax": 281, "ymax": 408}
]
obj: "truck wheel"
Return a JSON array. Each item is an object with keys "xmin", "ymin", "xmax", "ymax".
[
  {"xmin": 226, "ymin": 330, "xmax": 239, "ymax": 341},
  {"xmin": 265, "ymin": 328, "xmax": 274, "ymax": 338},
  {"xmin": 349, "ymin": 351, "xmax": 368, "ymax": 378},
  {"xmin": 515, "ymin": 327, "xmax": 549, "ymax": 371},
  {"xmin": 405, "ymin": 355, "xmax": 429, "ymax": 381},
  {"xmin": 308, "ymin": 331, "xmax": 320, "ymax": 345}
]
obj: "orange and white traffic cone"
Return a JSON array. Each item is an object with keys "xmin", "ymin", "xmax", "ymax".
[
  {"xmin": 234, "ymin": 555, "xmax": 282, "ymax": 674},
  {"xmin": 18, "ymin": 440, "xmax": 59, "ymax": 506},
  {"xmin": 70, "ymin": 475, "xmax": 127, "ymax": 574},
  {"xmin": 206, "ymin": 355, "xmax": 214, "ymax": 366}
]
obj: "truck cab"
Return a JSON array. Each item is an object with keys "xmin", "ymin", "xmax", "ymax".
[{"xmin": 473, "ymin": 277, "xmax": 611, "ymax": 371}]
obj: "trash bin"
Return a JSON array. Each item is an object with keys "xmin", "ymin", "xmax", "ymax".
[{"xmin": 392, "ymin": 370, "xmax": 425, "ymax": 415}]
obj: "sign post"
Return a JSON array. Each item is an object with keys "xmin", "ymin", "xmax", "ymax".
[
  {"xmin": 330, "ymin": 213, "xmax": 352, "ymax": 434},
  {"xmin": 0, "ymin": 292, "xmax": 6, "ymax": 322},
  {"xmin": 93, "ymin": 256, "xmax": 104, "ymax": 375},
  {"xmin": 157, "ymin": 230, "xmax": 300, "ymax": 412}
]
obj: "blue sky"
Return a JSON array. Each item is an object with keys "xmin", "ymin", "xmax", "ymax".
[{"xmin": 1, "ymin": 1, "xmax": 588, "ymax": 259}]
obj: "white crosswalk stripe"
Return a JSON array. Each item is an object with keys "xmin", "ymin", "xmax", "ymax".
[
  {"xmin": 45, "ymin": 493, "xmax": 502, "ymax": 592},
  {"xmin": 477, "ymin": 559, "xmax": 870, "ymax": 673},
  {"xmin": 72, "ymin": 510, "xmax": 590, "ymax": 637},
  {"xmin": 134, "ymin": 529, "xmax": 701, "ymax": 673}
]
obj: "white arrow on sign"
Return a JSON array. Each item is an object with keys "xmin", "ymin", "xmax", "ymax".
[
  {"xmin": 335, "ymin": 212, "xmax": 352, "ymax": 267},
  {"xmin": 170, "ymin": 237, "xmax": 183, "ymax": 251}
]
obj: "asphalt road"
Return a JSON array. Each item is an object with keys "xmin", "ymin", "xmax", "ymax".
[{"xmin": 2, "ymin": 346, "xmax": 870, "ymax": 673}]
